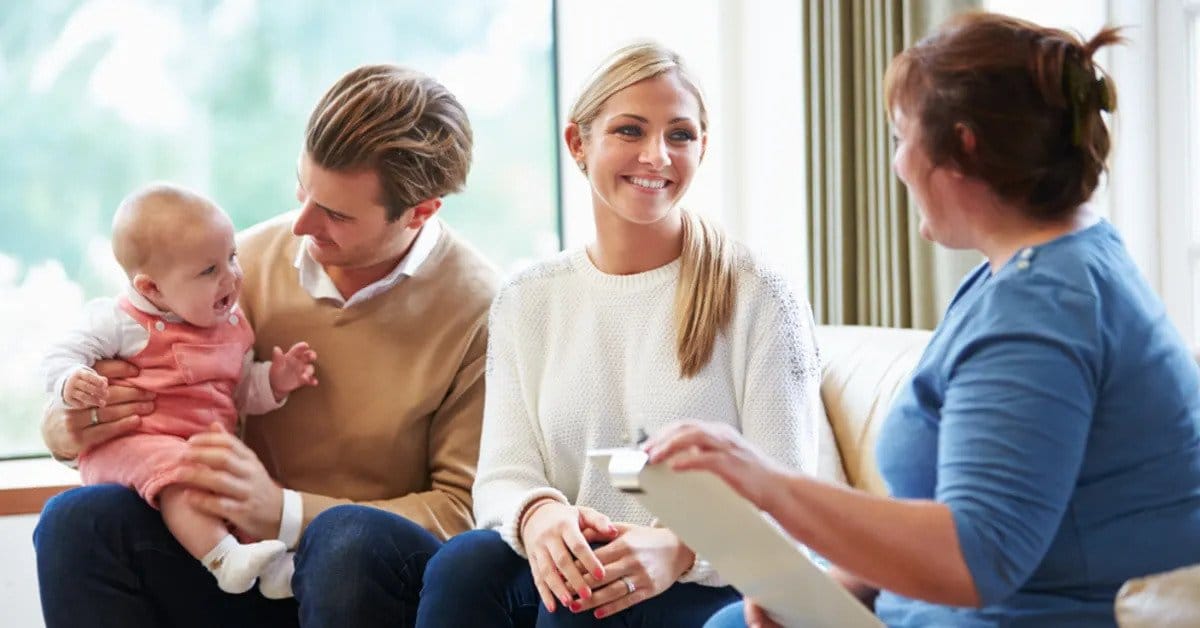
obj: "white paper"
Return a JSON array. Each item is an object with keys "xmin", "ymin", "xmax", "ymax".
[{"xmin": 588, "ymin": 449, "xmax": 883, "ymax": 628}]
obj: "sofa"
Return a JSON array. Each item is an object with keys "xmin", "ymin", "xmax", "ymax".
[{"xmin": 814, "ymin": 325, "xmax": 1200, "ymax": 627}]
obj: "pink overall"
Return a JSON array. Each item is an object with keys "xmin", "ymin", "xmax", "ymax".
[{"xmin": 78, "ymin": 297, "xmax": 255, "ymax": 506}]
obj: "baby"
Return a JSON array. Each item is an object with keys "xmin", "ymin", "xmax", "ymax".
[{"xmin": 41, "ymin": 183, "xmax": 317, "ymax": 599}]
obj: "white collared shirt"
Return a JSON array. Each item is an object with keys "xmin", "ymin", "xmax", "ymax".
[{"xmin": 292, "ymin": 217, "xmax": 442, "ymax": 308}]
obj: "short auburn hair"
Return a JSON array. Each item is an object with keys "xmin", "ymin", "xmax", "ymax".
[
  {"xmin": 305, "ymin": 64, "xmax": 473, "ymax": 221},
  {"xmin": 885, "ymin": 12, "xmax": 1123, "ymax": 220}
]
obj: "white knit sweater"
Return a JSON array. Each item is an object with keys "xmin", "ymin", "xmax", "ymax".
[{"xmin": 473, "ymin": 247, "xmax": 845, "ymax": 586}]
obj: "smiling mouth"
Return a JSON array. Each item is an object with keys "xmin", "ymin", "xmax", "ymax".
[
  {"xmin": 625, "ymin": 176, "xmax": 671, "ymax": 191},
  {"xmin": 213, "ymin": 294, "xmax": 232, "ymax": 312}
]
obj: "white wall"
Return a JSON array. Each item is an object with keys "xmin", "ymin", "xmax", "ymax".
[{"xmin": 0, "ymin": 515, "xmax": 44, "ymax": 628}]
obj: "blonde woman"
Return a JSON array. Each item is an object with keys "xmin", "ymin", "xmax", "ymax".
[{"xmin": 416, "ymin": 43, "xmax": 843, "ymax": 627}]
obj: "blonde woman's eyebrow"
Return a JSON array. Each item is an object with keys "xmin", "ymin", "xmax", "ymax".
[{"xmin": 611, "ymin": 113, "xmax": 697, "ymax": 126}]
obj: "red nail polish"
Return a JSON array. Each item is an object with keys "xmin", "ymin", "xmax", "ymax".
[
  {"xmin": 579, "ymin": 587, "xmax": 590, "ymax": 599},
  {"xmin": 570, "ymin": 602, "xmax": 581, "ymax": 612},
  {"xmin": 595, "ymin": 609, "xmax": 606, "ymax": 619}
]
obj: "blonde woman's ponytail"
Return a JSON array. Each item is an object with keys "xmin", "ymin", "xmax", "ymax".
[{"xmin": 675, "ymin": 210, "xmax": 736, "ymax": 378}]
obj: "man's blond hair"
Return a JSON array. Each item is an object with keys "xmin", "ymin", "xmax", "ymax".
[{"xmin": 305, "ymin": 64, "xmax": 473, "ymax": 221}]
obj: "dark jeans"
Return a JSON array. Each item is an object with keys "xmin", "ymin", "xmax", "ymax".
[
  {"xmin": 417, "ymin": 529, "xmax": 741, "ymax": 627},
  {"xmin": 34, "ymin": 484, "xmax": 441, "ymax": 628}
]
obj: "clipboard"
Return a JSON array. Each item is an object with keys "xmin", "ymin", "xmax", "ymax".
[{"xmin": 588, "ymin": 448, "xmax": 883, "ymax": 628}]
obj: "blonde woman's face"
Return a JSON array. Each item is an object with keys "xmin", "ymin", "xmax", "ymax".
[{"xmin": 576, "ymin": 73, "xmax": 706, "ymax": 227}]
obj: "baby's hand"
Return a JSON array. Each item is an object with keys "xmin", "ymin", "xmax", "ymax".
[
  {"xmin": 268, "ymin": 342, "xmax": 318, "ymax": 400},
  {"xmin": 64, "ymin": 368, "xmax": 108, "ymax": 409}
]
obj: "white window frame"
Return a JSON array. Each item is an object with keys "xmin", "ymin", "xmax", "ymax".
[{"xmin": 1154, "ymin": 0, "xmax": 1199, "ymax": 342}]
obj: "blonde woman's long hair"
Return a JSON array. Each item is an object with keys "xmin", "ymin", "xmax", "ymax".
[{"xmin": 569, "ymin": 42, "xmax": 736, "ymax": 378}]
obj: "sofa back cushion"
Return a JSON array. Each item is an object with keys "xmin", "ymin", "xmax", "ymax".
[{"xmin": 815, "ymin": 325, "xmax": 931, "ymax": 495}]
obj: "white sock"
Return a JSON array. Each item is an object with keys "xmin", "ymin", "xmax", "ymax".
[
  {"xmin": 257, "ymin": 551, "xmax": 296, "ymax": 599},
  {"xmin": 201, "ymin": 535, "xmax": 287, "ymax": 594}
]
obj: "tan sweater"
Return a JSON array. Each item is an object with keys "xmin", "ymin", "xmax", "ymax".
[{"xmin": 235, "ymin": 215, "xmax": 498, "ymax": 540}]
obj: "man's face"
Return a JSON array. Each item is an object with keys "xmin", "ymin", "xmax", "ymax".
[{"xmin": 292, "ymin": 151, "xmax": 411, "ymax": 270}]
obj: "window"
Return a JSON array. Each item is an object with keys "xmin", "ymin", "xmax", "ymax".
[
  {"xmin": 1190, "ymin": 5, "xmax": 1200, "ymax": 344},
  {"xmin": 0, "ymin": 0, "xmax": 558, "ymax": 459},
  {"xmin": 1157, "ymin": 0, "xmax": 1200, "ymax": 343}
]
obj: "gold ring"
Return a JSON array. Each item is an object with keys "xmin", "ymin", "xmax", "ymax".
[{"xmin": 90, "ymin": 408, "xmax": 99, "ymax": 426}]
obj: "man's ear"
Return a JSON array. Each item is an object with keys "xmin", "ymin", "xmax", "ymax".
[
  {"xmin": 404, "ymin": 198, "xmax": 443, "ymax": 229},
  {"xmin": 132, "ymin": 274, "xmax": 160, "ymax": 300}
]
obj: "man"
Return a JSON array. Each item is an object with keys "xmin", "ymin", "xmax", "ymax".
[{"xmin": 34, "ymin": 64, "xmax": 497, "ymax": 628}]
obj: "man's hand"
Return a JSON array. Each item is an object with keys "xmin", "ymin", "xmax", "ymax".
[
  {"xmin": 181, "ymin": 423, "xmax": 284, "ymax": 541},
  {"xmin": 42, "ymin": 360, "xmax": 153, "ymax": 460},
  {"xmin": 268, "ymin": 342, "xmax": 318, "ymax": 401}
]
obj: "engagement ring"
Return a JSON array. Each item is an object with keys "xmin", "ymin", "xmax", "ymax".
[{"xmin": 621, "ymin": 576, "xmax": 636, "ymax": 594}]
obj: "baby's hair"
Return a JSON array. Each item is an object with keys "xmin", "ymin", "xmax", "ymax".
[{"xmin": 111, "ymin": 183, "xmax": 224, "ymax": 278}]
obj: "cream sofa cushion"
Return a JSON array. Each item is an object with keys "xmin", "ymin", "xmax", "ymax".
[
  {"xmin": 1116, "ymin": 564, "xmax": 1200, "ymax": 627},
  {"xmin": 815, "ymin": 325, "xmax": 931, "ymax": 496}
]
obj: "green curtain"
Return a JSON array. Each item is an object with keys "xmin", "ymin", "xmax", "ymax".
[{"xmin": 804, "ymin": 0, "xmax": 979, "ymax": 329}]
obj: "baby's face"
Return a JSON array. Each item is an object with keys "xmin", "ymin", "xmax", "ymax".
[{"xmin": 151, "ymin": 214, "xmax": 242, "ymax": 328}]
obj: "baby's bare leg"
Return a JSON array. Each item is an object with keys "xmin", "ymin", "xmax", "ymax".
[
  {"xmin": 159, "ymin": 485, "xmax": 285, "ymax": 594},
  {"xmin": 159, "ymin": 485, "xmax": 227, "ymax": 559}
]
